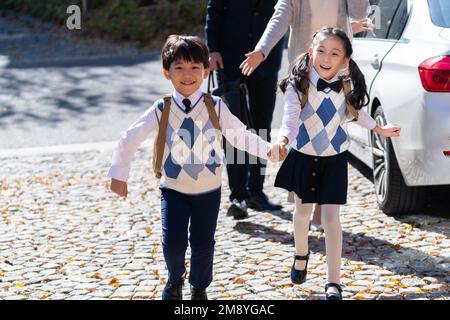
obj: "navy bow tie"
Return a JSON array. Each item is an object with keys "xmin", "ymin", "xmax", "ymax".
[
  {"xmin": 182, "ymin": 98, "xmax": 192, "ymax": 112},
  {"xmin": 317, "ymin": 78, "xmax": 343, "ymax": 93}
]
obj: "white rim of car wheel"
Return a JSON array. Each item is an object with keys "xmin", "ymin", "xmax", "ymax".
[{"xmin": 372, "ymin": 112, "xmax": 388, "ymax": 203}]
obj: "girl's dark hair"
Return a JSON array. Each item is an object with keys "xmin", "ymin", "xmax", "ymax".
[
  {"xmin": 279, "ymin": 27, "xmax": 369, "ymax": 110},
  {"xmin": 161, "ymin": 35, "xmax": 210, "ymax": 70}
]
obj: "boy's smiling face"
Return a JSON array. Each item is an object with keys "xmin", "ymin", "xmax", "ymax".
[
  {"xmin": 163, "ymin": 59, "xmax": 209, "ymax": 97},
  {"xmin": 308, "ymin": 35, "xmax": 349, "ymax": 81}
]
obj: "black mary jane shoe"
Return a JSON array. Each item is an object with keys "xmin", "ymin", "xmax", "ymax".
[
  {"xmin": 290, "ymin": 251, "xmax": 309, "ymax": 284},
  {"xmin": 325, "ymin": 283, "xmax": 343, "ymax": 300},
  {"xmin": 191, "ymin": 286, "xmax": 208, "ymax": 300}
]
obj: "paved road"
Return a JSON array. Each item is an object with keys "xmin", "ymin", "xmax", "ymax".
[{"xmin": 0, "ymin": 14, "xmax": 287, "ymax": 150}]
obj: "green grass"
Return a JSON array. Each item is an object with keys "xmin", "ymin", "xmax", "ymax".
[{"xmin": 0, "ymin": 0, "xmax": 207, "ymax": 47}]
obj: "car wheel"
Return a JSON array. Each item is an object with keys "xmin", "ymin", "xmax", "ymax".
[{"xmin": 371, "ymin": 106, "xmax": 426, "ymax": 215}]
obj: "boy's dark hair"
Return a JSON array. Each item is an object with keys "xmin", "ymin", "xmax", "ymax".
[
  {"xmin": 280, "ymin": 27, "xmax": 369, "ymax": 110},
  {"xmin": 161, "ymin": 35, "xmax": 210, "ymax": 70}
]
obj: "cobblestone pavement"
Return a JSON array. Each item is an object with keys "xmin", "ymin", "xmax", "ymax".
[{"xmin": 0, "ymin": 144, "xmax": 448, "ymax": 300}]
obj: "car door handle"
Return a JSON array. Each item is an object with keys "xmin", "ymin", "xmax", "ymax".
[{"xmin": 371, "ymin": 54, "xmax": 381, "ymax": 70}]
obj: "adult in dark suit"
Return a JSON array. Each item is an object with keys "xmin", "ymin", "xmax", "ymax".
[{"xmin": 206, "ymin": 0, "xmax": 284, "ymax": 219}]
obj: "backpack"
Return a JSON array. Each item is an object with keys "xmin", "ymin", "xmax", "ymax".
[{"xmin": 152, "ymin": 94, "xmax": 222, "ymax": 179}]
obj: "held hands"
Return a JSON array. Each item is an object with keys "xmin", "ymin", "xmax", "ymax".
[
  {"xmin": 373, "ymin": 123, "xmax": 401, "ymax": 137},
  {"xmin": 240, "ymin": 51, "xmax": 265, "ymax": 76},
  {"xmin": 110, "ymin": 178, "xmax": 128, "ymax": 198},
  {"xmin": 268, "ymin": 138, "xmax": 288, "ymax": 162}
]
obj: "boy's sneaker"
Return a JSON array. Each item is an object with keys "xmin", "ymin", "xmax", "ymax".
[{"xmin": 162, "ymin": 282, "xmax": 183, "ymax": 300}]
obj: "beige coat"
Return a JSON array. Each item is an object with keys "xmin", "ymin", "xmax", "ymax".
[{"xmin": 255, "ymin": 0, "xmax": 370, "ymax": 64}]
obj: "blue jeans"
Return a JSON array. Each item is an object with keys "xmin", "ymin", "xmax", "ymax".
[{"xmin": 160, "ymin": 187, "xmax": 221, "ymax": 289}]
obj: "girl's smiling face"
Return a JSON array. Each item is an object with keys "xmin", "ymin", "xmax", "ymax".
[
  {"xmin": 308, "ymin": 35, "xmax": 350, "ymax": 81},
  {"xmin": 163, "ymin": 59, "xmax": 209, "ymax": 97}
]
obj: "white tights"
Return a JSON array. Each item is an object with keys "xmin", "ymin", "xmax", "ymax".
[{"xmin": 293, "ymin": 195, "xmax": 342, "ymax": 284}]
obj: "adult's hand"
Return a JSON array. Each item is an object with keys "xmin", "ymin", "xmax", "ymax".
[
  {"xmin": 240, "ymin": 50, "xmax": 265, "ymax": 76},
  {"xmin": 351, "ymin": 18, "xmax": 374, "ymax": 35},
  {"xmin": 209, "ymin": 52, "xmax": 224, "ymax": 71}
]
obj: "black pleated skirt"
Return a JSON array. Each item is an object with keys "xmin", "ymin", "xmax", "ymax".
[{"xmin": 274, "ymin": 149, "xmax": 349, "ymax": 205}]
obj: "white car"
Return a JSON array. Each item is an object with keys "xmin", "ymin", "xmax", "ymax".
[{"xmin": 349, "ymin": 0, "xmax": 450, "ymax": 215}]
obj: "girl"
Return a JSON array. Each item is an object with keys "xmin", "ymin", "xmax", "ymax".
[
  {"xmin": 240, "ymin": 0, "xmax": 372, "ymax": 233},
  {"xmin": 268, "ymin": 27, "xmax": 401, "ymax": 300}
]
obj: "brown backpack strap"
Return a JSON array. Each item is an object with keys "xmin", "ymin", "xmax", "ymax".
[
  {"xmin": 300, "ymin": 86, "xmax": 308, "ymax": 109},
  {"xmin": 291, "ymin": 80, "xmax": 309, "ymax": 109},
  {"xmin": 152, "ymin": 96, "xmax": 172, "ymax": 179},
  {"xmin": 342, "ymin": 77, "xmax": 359, "ymax": 121},
  {"xmin": 203, "ymin": 93, "xmax": 222, "ymax": 131}
]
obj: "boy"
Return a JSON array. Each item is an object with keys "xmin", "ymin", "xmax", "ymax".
[{"xmin": 108, "ymin": 35, "xmax": 271, "ymax": 300}]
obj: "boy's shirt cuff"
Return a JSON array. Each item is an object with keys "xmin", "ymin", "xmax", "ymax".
[{"xmin": 107, "ymin": 165, "xmax": 130, "ymax": 182}]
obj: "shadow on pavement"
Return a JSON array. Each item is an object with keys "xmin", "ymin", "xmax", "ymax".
[{"xmin": 233, "ymin": 220, "xmax": 448, "ymax": 299}]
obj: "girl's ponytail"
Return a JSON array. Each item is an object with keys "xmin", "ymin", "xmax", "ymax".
[
  {"xmin": 346, "ymin": 59, "xmax": 370, "ymax": 110},
  {"xmin": 279, "ymin": 52, "xmax": 310, "ymax": 95}
]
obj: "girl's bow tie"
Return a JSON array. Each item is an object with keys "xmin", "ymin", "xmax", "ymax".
[{"xmin": 317, "ymin": 78, "xmax": 343, "ymax": 93}]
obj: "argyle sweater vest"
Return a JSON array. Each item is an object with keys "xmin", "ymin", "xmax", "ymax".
[
  {"xmin": 154, "ymin": 95, "xmax": 225, "ymax": 194},
  {"xmin": 294, "ymin": 84, "xmax": 351, "ymax": 156}
]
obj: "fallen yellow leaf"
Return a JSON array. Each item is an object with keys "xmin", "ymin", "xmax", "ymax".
[
  {"xmin": 233, "ymin": 278, "xmax": 246, "ymax": 284},
  {"xmin": 389, "ymin": 278, "xmax": 400, "ymax": 283},
  {"xmin": 415, "ymin": 290, "xmax": 425, "ymax": 294},
  {"xmin": 91, "ymin": 272, "xmax": 103, "ymax": 280}
]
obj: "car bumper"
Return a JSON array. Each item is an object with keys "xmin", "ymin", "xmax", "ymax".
[{"xmin": 393, "ymin": 92, "xmax": 450, "ymax": 186}]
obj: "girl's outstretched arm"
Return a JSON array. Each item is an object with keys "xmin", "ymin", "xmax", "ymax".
[
  {"xmin": 373, "ymin": 123, "xmax": 401, "ymax": 137},
  {"xmin": 347, "ymin": 108, "xmax": 401, "ymax": 137}
]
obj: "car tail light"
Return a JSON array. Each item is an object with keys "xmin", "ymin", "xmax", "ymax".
[
  {"xmin": 419, "ymin": 56, "xmax": 450, "ymax": 92},
  {"xmin": 444, "ymin": 151, "xmax": 450, "ymax": 157}
]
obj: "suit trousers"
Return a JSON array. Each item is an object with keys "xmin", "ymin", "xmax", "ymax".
[
  {"xmin": 220, "ymin": 70, "xmax": 278, "ymax": 201},
  {"xmin": 160, "ymin": 187, "xmax": 221, "ymax": 289}
]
